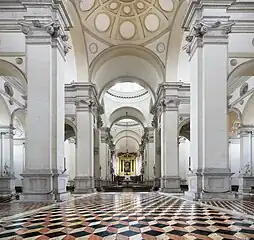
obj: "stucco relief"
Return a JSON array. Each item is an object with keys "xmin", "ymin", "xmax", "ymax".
[{"xmin": 76, "ymin": 0, "xmax": 179, "ymax": 45}]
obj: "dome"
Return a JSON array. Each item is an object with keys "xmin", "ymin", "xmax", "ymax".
[{"xmin": 76, "ymin": 0, "xmax": 179, "ymax": 45}]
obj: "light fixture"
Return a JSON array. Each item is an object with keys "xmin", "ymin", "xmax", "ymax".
[{"xmin": 125, "ymin": 112, "xmax": 128, "ymax": 153}]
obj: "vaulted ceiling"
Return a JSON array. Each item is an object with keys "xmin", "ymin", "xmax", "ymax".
[{"xmin": 73, "ymin": 0, "xmax": 181, "ymax": 66}]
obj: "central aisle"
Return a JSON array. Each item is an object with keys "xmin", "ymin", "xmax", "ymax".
[{"xmin": 0, "ymin": 193, "xmax": 253, "ymax": 239}]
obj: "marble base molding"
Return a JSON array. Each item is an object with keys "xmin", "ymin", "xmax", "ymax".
[
  {"xmin": 185, "ymin": 169, "xmax": 234, "ymax": 200},
  {"xmin": 153, "ymin": 178, "xmax": 161, "ymax": 189},
  {"xmin": 94, "ymin": 178, "xmax": 101, "ymax": 189},
  {"xmin": 21, "ymin": 170, "xmax": 69, "ymax": 202},
  {"xmin": 0, "ymin": 175, "xmax": 15, "ymax": 196},
  {"xmin": 160, "ymin": 176, "xmax": 181, "ymax": 193},
  {"xmin": 238, "ymin": 176, "xmax": 254, "ymax": 193},
  {"xmin": 74, "ymin": 176, "xmax": 95, "ymax": 193}
]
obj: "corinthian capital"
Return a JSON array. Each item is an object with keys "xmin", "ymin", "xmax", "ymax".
[{"xmin": 160, "ymin": 97, "xmax": 180, "ymax": 110}]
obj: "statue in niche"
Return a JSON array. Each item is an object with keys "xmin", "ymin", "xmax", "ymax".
[{"xmin": 153, "ymin": 165, "xmax": 156, "ymax": 177}]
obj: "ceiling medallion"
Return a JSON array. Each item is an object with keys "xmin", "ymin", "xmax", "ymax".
[{"xmin": 77, "ymin": 0, "xmax": 178, "ymax": 45}]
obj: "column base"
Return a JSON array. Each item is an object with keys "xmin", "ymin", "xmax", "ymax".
[
  {"xmin": 153, "ymin": 178, "xmax": 161, "ymax": 190},
  {"xmin": 101, "ymin": 180, "xmax": 110, "ymax": 187},
  {"xmin": 21, "ymin": 170, "xmax": 69, "ymax": 202},
  {"xmin": 238, "ymin": 176, "xmax": 254, "ymax": 193},
  {"xmin": 0, "ymin": 175, "xmax": 15, "ymax": 196},
  {"xmin": 21, "ymin": 171, "xmax": 54, "ymax": 202},
  {"xmin": 94, "ymin": 178, "xmax": 102, "ymax": 191},
  {"xmin": 185, "ymin": 170, "xmax": 234, "ymax": 200},
  {"xmin": 52, "ymin": 170, "xmax": 69, "ymax": 202},
  {"xmin": 74, "ymin": 176, "xmax": 96, "ymax": 194},
  {"xmin": 160, "ymin": 176, "xmax": 181, "ymax": 193}
]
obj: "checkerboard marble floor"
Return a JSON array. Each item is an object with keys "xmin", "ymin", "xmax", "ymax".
[
  {"xmin": 203, "ymin": 196, "xmax": 254, "ymax": 216},
  {"xmin": 1, "ymin": 192, "xmax": 254, "ymax": 239}
]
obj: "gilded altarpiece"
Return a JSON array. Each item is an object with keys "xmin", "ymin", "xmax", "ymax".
[{"xmin": 117, "ymin": 152, "xmax": 137, "ymax": 176}]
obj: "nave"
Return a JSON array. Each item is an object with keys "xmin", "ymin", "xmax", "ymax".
[{"xmin": 0, "ymin": 193, "xmax": 254, "ymax": 240}]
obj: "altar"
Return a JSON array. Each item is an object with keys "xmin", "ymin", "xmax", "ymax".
[{"xmin": 117, "ymin": 152, "xmax": 137, "ymax": 176}]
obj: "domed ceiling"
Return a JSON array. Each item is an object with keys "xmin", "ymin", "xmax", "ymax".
[{"xmin": 76, "ymin": 0, "xmax": 180, "ymax": 45}]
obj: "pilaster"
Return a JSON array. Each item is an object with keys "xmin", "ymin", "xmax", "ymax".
[
  {"xmin": 94, "ymin": 129, "xmax": 101, "ymax": 190},
  {"xmin": 19, "ymin": 6, "xmax": 71, "ymax": 201},
  {"xmin": 100, "ymin": 128, "xmax": 109, "ymax": 186},
  {"xmin": 0, "ymin": 126, "xmax": 15, "ymax": 196},
  {"xmin": 74, "ymin": 84, "xmax": 100, "ymax": 194},
  {"xmin": 182, "ymin": 1, "xmax": 234, "ymax": 200},
  {"xmin": 152, "ymin": 83, "xmax": 182, "ymax": 193},
  {"xmin": 238, "ymin": 125, "xmax": 254, "ymax": 193}
]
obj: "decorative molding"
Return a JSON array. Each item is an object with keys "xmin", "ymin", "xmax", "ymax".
[{"xmin": 183, "ymin": 20, "xmax": 234, "ymax": 56}]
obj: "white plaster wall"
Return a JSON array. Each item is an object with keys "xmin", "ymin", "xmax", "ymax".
[
  {"xmin": 0, "ymin": 33, "xmax": 25, "ymax": 53},
  {"xmin": 64, "ymin": 35, "xmax": 78, "ymax": 84},
  {"xmin": 177, "ymin": 32, "xmax": 190, "ymax": 83},
  {"xmin": 179, "ymin": 139, "xmax": 190, "ymax": 181},
  {"xmin": 13, "ymin": 140, "xmax": 25, "ymax": 186},
  {"xmin": 242, "ymin": 93, "xmax": 254, "ymax": 124},
  {"xmin": 229, "ymin": 141, "xmax": 240, "ymax": 185},
  {"xmin": 64, "ymin": 140, "xmax": 76, "ymax": 181}
]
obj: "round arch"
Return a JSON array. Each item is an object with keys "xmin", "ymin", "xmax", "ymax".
[
  {"xmin": 90, "ymin": 45, "xmax": 164, "ymax": 94},
  {"xmin": 114, "ymin": 129, "xmax": 141, "ymax": 144},
  {"xmin": 166, "ymin": 0, "xmax": 188, "ymax": 82},
  {"xmin": 115, "ymin": 137, "xmax": 139, "ymax": 152},
  {"xmin": 65, "ymin": 119, "xmax": 76, "ymax": 141},
  {"xmin": 99, "ymin": 76, "xmax": 155, "ymax": 104},
  {"xmin": 11, "ymin": 108, "xmax": 26, "ymax": 132},
  {"xmin": 65, "ymin": 0, "xmax": 89, "ymax": 82},
  {"xmin": 0, "ymin": 59, "xmax": 27, "ymax": 89},
  {"xmin": 115, "ymin": 136, "xmax": 140, "ymax": 145},
  {"xmin": 0, "ymin": 94, "xmax": 11, "ymax": 125},
  {"xmin": 110, "ymin": 116, "xmax": 144, "ymax": 130},
  {"xmin": 178, "ymin": 118, "xmax": 190, "ymax": 134},
  {"xmin": 228, "ymin": 107, "xmax": 242, "ymax": 123},
  {"xmin": 242, "ymin": 93, "xmax": 254, "ymax": 125},
  {"xmin": 228, "ymin": 59, "xmax": 254, "ymax": 86},
  {"xmin": 109, "ymin": 106, "xmax": 146, "ymax": 128}
]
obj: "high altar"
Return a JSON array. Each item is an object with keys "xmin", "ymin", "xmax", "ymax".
[{"xmin": 117, "ymin": 152, "xmax": 137, "ymax": 176}]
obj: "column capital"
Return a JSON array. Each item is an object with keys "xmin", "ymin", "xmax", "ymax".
[
  {"xmin": 151, "ymin": 82, "xmax": 188, "ymax": 116},
  {"xmin": 183, "ymin": 20, "xmax": 234, "ymax": 57},
  {"xmin": 160, "ymin": 97, "xmax": 180, "ymax": 111},
  {"xmin": 19, "ymin": 20, "xmax": 71, "ymax": 57},
  {"xmin": 240, "ymin": 125, "xmax": 254, "ymax": 136}
]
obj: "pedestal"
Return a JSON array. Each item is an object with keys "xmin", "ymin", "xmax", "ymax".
[
  {"xmin": 238, "ymin": 176, "xmax": 254, "ymax": 193},
  {"xmin": 0, "ymin": 175, "xmax": 15, "ymax": 196},
  {"xmin": 160, "ymin": 176, "xmax": 181, "ymax": 193},
  {"xmin": 21, "ymin": 171, "xmax": 54, "ymax": 201},
  {"xmin": 52, "ymin": 171, "xmax": 69, "ymax": 201},
  {"xmin": 74, "ymin": 176, "xmax": 95, "ymax": 193},
  {"xmin": 185, "ymin": 170, "xmax": 234, "ymax": 200},
  {"xmin": 153, "ymin": 177, "xmax": 160, "ymax": 189}
]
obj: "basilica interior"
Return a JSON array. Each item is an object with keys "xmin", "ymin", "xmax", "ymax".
[{"xmin": 1, "ymin": 0, "xmax": 254, "ymax": 239}]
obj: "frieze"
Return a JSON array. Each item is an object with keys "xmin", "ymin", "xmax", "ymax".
[{"xmin": 183, "ymin": 20, "xmax": 235, "ymax": 55}]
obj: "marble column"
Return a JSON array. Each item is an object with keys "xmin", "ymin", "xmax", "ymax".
[
  {"xmin": 183, "ymin": 2, "xmax": 234, "ymax": 199},
  {"xmin": 74, "ymin": 100, "xmax": 95, "ymax": 193},
  {"xmin": 239, "ymin": 126, "xmax": 254, "ymax": 193},
  {"xmin": 160, "ymin": 97, "xmax": 181, "ymax": 192},
  {"xmin": 20, "ymin": 18, "xmax": 70, "ymax": 201},
  {"xmin": 94, "ymin": 128, "xmax": 101, "ymax": 189}
]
